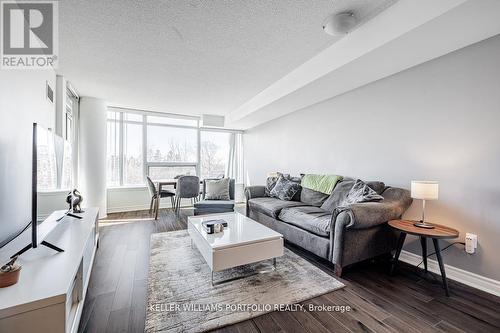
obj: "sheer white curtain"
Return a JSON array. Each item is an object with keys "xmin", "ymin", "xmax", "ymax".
[{"xmin": 226, "ymin": 132, "xmax": 244, "ymax": 202}]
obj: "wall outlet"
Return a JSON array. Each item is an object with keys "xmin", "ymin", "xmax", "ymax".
[{"xmin": 465, "ymin": 233, "xmax": 477, "ymax": 254}]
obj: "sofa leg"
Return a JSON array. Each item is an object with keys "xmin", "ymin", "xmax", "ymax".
[{"xmin": 334, "ymin": 265, "xmax": 343, "ymax": 277}]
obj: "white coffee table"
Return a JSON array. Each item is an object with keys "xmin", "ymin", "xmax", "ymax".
[{"xmin": 188, "ymin": 212, "xmax": 284, "ymax": 286}]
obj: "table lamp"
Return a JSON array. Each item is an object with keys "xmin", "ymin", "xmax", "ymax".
[{"xmin": 411, "ymin": 181, "xmax": 439, "ymax": 229}]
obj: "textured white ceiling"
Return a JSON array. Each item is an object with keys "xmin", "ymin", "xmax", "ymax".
[{"xmin": 58, "ymin": 0, "xmax": 397, "ymax": 116}]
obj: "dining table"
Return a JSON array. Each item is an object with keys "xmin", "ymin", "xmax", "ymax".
[
  {"xmin": 155, "ymin": 178, "xmax": 203, "ymax": 192},
  {"xmin": 150, "ymin": 179, "xmax": 203, "ymax": 219}
]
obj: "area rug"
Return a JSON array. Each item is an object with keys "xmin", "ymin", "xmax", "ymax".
[{"xmin": 145, "ymin": 230, "xmax": 344, "ymax": 333}]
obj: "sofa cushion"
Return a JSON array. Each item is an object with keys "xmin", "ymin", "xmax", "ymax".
[
  {"xmin": 248, "ymin": 197, "xmax": 305, "ymax": 219},
  {"xmin": 266, "ymin": 173, "xmax": 302, "ymax": 200},
  {"xmin": 279, "ymin": 206, "xmax": 333, "ymax": 237},
  {"xmin": 204, "ymin": 178, "xmax": 230, "ymax": 200},
  {"xmin": 265, "ymin": 173, "xmax": 281, "ymax": 197},
  {"xmin": 340, "ymin": 179, "xmax": 384, "ymax": 207},
  {"xmin": 194, "ymin": 200, "xmax": 234, "ymax": 209},
  {"xmin": 365, "ymin": 181, "xmax": 386, "ymax": 195},
  {"xmin": 300, "ymin": 187, "xmax": 329, "ymax": 207},
  {"xmin": 204, "ymin": 178, "xmax": 235, "ymax": 200},
  {"xmin": 321, "ymin": 178, "xmax": 385, "ymax": 212},
  {"xmin": 270, "ymin": 175, "xmax": 302, "ymax": 201}
]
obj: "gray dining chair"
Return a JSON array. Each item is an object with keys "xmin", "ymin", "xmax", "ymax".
[
  {"xmin": 174, "ymin": 175, "xmax": 200, "ymax": 213},
  {"xmin": 146, "ymin": 176, "xmax": 175, "ymax": 220}
]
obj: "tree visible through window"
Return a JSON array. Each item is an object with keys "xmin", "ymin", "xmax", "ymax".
[
  {"xmin": 200, "ymin": 131, "xmax": 230, "ymax": 179},
  {"xmin": 123, "ymin": 122, "xmax": 143, "ymax": 185},
  {"xmin": 106, "ymin": 109, "xmax": 242, "ymax": 187},
  {"xmin": 147, "ymin": 126, "xmax": 197, "ymax": 163}
]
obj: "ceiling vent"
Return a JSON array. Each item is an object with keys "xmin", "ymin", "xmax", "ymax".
[{"xmin": 202, "ymin": 114, "xmax": 225, "ymax": 127}]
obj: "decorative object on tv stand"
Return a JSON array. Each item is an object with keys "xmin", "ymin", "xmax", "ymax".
[
  {"xmin": 0, "ymin": 256, "xmax": 21, "ymax": 288},
  {"xmin": 411, "ymin": 181, "xmax": 439, "ymax": 229},
  {"xmin": 66, "ymin": 189, "xmax": 84, "ymax": 213},
  {"xmin": 56, "ymin": 189, "xmax": 85, "ymax": 222}
]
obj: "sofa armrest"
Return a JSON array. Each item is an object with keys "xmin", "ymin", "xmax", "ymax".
[
  {"xmin": 244, "ymin": 186, "xmax": 266, "ymax": 200},
  {"xmin": 333, "ymin": 187, "xmax": 413, "ymax": 230}
]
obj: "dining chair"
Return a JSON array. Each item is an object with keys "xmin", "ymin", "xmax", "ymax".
[
  {"xmin": 146, "ymin": 176, "xmax": 176, "ymax": 220},
  {"xmin": 174, "ymin": 175, "xmax": 200, "ymax": 213}
]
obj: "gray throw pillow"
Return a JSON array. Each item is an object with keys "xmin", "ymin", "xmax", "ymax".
[
  {"xmin": 300, "ymin": 187, "xmax": 329, "ymax": 207},
  {"xmin": 365, "ymin": 181, "xmax": 386, "ymax": 195},
  {"xmin": 265, "ymin": 172, "xmax": 282, "ymax": 197},
  {"xmin": 265, "ymin": 173, "xmax": 302, "ymax": 197},
  {"xmin": 339, "ymin": 179, "xmax": 384, "ymax": 207},
  {"xmin": 270, "ymin": 175, "xmax": 302, "ymax": 201},
  {"xmin": 321, "ymin": 178, "xmax": 386, "ymax": 211},
  {"xmin": 205, "ymin": 178, "xmax": 230, "ymax": 200}
]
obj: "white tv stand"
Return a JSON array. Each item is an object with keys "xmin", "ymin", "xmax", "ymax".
[{"xmin": 0, "ymin": 208, "xmax": 99, "ymax": 333}]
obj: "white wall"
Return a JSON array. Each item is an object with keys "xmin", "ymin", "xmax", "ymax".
[
  {"xmin": 0, "ymin": 70, "xmax": 57, "ymax": 244},
  {"xmin": 37, "ymin": 191, "xmax": 69, "ymax": 219},
  {"xmin": 244, "ymin": 35, "xmax": 500, "ymax": 281},
  {"xmin": 108, "ymin": 187, "xmax": 168, "ymax": 213},
  {"xmin": 107, "ymin": 187, "xmax": 198, "ymax": 214}
]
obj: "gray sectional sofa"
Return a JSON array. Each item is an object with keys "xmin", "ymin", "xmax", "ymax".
[{"xmin": 245, "ymin": 178, "xmax": 412, "ymax": 276}]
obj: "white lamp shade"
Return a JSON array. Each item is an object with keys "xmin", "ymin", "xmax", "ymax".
[{"xmin": 411, "ymin": 181, "xmax": 439, "ymax": 200}]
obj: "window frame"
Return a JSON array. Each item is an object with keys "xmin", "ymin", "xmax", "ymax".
[
  {"xmin": 106, "ymin": 107, "xmax": 243, "ymax": 188},
  {"xmin": 108, "ymin": 107, "xmax": 238, "ymax": 188},
  {"xmin": 65, "ymin": 87, "xmax": 78, "ymax": 142},
  {"xmin": 145, "ymin": 121, "xmax": 200, "ymax": 179}
]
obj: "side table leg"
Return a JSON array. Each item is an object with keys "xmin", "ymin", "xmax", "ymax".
[
  {"xmin": 211, "ymin": 271, "xmax": 214, "ymax": 287},
  {"xmin": 390, "ymin": 232, "xmax": 407, "ymax": 275},
  {"xmin": 273, "ymin": 258, "xmax": 276, "ymax": 270},
  {"xmin": 420, "ymin": 236, "xmax": 428, "ymax": 273},
  {"xmin": 432, "ymin": 238, "xmax": 450, "ymax": 297}
]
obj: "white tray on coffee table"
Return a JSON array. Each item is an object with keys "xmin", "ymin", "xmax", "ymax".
[{"xmin": 187, "ymin": 212, "xmax": 284, "ymax": 286}]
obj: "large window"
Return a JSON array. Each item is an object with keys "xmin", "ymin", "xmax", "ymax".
[
  {"xmin": 107, "ymin": 113, "xmax": 120, "ymax": 186},
  {"xmin": 106, "ymin": 108, "xmax": 243, "ymax": 187},
  {"xmin": 37, "ymin": 129, "xmax": 73, "ymax": 191},
  {"xmin": 65, "ymin": 88, "xmax": 78, "ymax": 142},
  {"xmin": 123, "ymin": 122, "xmax": 143, "ymax": 185},
  {"xmin": 147, "ymin": 126, "xmax": 198, "ymax": 163},
  {"xmin": 107, "ymin": 110, "xmax": 146, "ymax": 186},
  {"xmin": 147, "ymin": 122, "xmax": 198, "ymax": 179},
  {"xmin": 200, "ymin": 131, "xmax": 230, "ymax": 179},
  {"xmin": 148, "ymin": 166, "xmax": 197, "ymax": 180}
]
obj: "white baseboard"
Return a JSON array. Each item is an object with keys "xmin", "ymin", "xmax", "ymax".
[
  {"xmin": 106, "ymin": 201, "xmax": 193, "ymax": 214},
  {"xmin": 107, "ymin": 204, "xmax": 173, "ymax": 214},
  {"xmin": 399, "ymin": 250, "xmax": 500, "ymax": 297},
  {"xmin": 107, "ymin": 200, "xmax": 245, "ymax": 214},
  {"xmin": 107, "ymin": 204, "xmax": 154, "ymax": 214}
]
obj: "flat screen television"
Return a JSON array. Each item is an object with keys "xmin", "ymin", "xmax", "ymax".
[{"xmin": 0, "ymin": 123, "xmax": 71, "ymax": 258}]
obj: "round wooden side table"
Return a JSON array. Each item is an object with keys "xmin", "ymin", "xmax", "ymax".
[{"xmin": 388, "ymin": 219, "xmax": 459, "ymax": 297}]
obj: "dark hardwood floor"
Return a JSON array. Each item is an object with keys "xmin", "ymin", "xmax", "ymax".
[{"xmin": 79, "ymin": 207, "xmax": 500, "ymax": 333}]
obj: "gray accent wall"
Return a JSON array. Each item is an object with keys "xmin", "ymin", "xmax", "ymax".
[{"xmin": 244, "ymin": 35, "xmax": 500, "ymax": 281}]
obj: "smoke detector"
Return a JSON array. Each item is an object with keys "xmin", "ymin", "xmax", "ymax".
[{"xmin": 322, "ymin": 12, "xmax": 358, "ymax": 36}]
